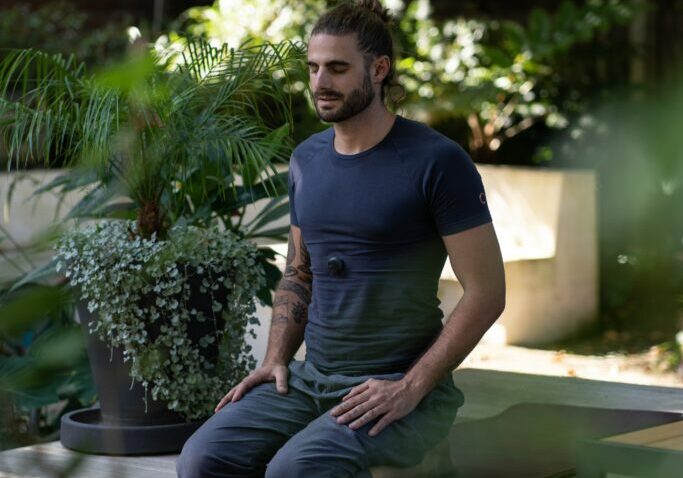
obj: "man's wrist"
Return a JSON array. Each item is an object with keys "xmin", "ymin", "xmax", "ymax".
[
  {"xmin": 262, "ymin": 356, "xmax": 289, "ymax": 367},
  {"xmin": 402, "ymin": 366, "xmax": 437, "ymax": 400}
]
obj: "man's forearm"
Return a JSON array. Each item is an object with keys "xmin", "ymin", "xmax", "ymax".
[
  {"xmin": 402, "ymin": 290, "xmax": 504, "ymax": 399},
  {"xmin": 262, "ymin": 228, "xmax": 313, "ymax": 367},
  {"xmin": 262, "ymin": 284, "xmax": 309, "ymax": 366},
  {"xmin": 212, "ymin": 257, "xmax": 312, "ymax": 411}
]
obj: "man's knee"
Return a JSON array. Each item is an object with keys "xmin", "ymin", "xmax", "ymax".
[
  {"xmin": 265, "ymin": 443, "xmax": 358, "ymax": 478},
  {"xmin": 265, "ymin": 456, "xmax": 361, "ymax": 478},
  {"xmin": 176, "ymin": 435, "xmax": 212, "ymax": 478},
  {"xmin": 176, "ymin": 433, "xmax": 262, "ymax": 478},
  {"xmin": 265, "ymin": 452, "xmax": 327, "ymax": 478}
]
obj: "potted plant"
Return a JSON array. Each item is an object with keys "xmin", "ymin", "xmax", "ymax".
[{"xmin": 0, "ymin": 38, "xmax": 304, "ymax": 454}]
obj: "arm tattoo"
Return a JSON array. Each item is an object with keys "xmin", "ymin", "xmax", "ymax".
[
  {"xmin": 272, "ymin": 294, "xmax": 307, "ymax": 325},
  {"xmin": 280, "ymin": 279, "xmax": 311, "ymax": 303},
  {"xmin": 291, "ymin": 302, "xmax": 307, "ymax": 324},
  {"xmin": 272, "ymin": 295, "xmax": 289, "ymax": 324},
  {"xmin": 285, "ymin": 231, "xmax": 312, "ymax": 280},
  {"xmin": 297, "ymin": 263, "xmax": 312, "ymax": 277},
  {"xmin": 276, "ymin": 231, "xmax": 312, "ymax": 324},
  {"xmin": 297, "ymin": 236, "xmax": 312, "ymax": 277}
]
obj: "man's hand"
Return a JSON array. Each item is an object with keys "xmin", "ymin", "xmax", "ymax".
[
  {"xmin": 214, "ymin": 363, "xmax": 289, "ymax": 413},
  {"xmin": 329, "ymin": 378, "xmax": 424, "ymax": 437}
]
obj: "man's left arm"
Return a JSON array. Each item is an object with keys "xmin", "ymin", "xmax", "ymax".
[{"xmin": 330, "ymin": 222, "xmax": 505, "ymax": 436}]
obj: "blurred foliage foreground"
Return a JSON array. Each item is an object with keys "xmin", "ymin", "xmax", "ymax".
[
  {"xmin": 0, "ymin": 0, "xmax": 681, "ymax": 453},
  {"xmin": 563, "ymin": 75, "xmax": 683, "ymax": 365},
  {"xmin": 0, "ymin": 285, "xmax": 91, "ymax": 451},
  {"xmin": 0, "ymin": 0, "xmax": 125, "ymax": 450}
]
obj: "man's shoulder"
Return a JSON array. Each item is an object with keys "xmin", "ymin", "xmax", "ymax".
[
  {"xmin": 394, "ymin": 116, "xmax": 469, "ymax": 163},
  {"xmin": 292, "ymin": 127, "xmax": 333, "ymax": 163}
]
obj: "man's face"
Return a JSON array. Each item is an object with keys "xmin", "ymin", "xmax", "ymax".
[{"xmin": 307, "ymin": 33, "xmax": 376, "ymax": 123}]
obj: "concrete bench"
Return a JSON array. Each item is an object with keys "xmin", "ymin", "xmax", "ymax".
[
  {"xmin": 443, "ymin": 165, "xmax": 598, "ymax": 347},
  {"xmin": 1, "ymin": 368, "xmax": 681, "ymax": 478}
]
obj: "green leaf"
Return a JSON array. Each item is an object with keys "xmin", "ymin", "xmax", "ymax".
[
  {"xmin": 96, "ymin": 201, "xmax": 137, "ymax": 220},
  {"xmin": 482, "ymin": 46, "xmax": 514, "ymax": 68},
  {"xmin": 0, "ymin": 356, "xmax": 61, "ymax": 409},
  {"xmin": 0, "ymin": 285, "xmax": 69, "ymax": 337},
  {"xmin": 0, "ymin": 327, "xmax": 90, "ymax": 410},
  {"xmin": 28, "ymin": 325, "xmax": 85, "ymax": 367},
  {"xmin": 244, "ymin": 197, "xmax": 290, "ymax": 234},
  {"xmin": 556, "ymin": 0, "xmax": 578, "ymax": 35},
  {"xmin": 56, "ymin": 359, "xmax": 96, "ymax": 405},
  {"xmin": 93, "ymin": 51, "xmax": 157, "ymax": 94},
  {"xmin": 29, "ymin": 169, "xmax": 98, "ymax": 198},
  {"xmin": 8, "ymin": 258, "xmax": 60, "ymax": 293},
  {"xmin": 255, "ymin": 259, "xmax": 283, "ymax": 307},
  {"xmin": 211, "ymin": 172, "xmax": 288, "ymax": 214},
  {"xmin": 528, "ymin": 8, "xmax": 552, "ymax": 47},
  {"xmin": 246, "ymin": 225, "xmax": 290, "ymax": 242},
  {"xmin": 65, "ymin": 183, "xmax": 119, "ymax": 219}
]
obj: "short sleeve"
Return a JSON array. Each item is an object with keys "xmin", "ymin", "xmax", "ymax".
[
  {"xmin": 426, "ymin": 142, "xmax": 492, "ymax": 236},
  {"xmin": 288, "ymin": 157, "xmax": 300, "ymax": 227}
]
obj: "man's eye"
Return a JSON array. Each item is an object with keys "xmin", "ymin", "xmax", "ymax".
[{"xmin": 332, "ymin": 67, "xmax": 348, "ymax": 73}]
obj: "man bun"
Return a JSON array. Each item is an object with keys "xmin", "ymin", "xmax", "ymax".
[{"xmin": 356, "ymin": 0, "xmax": 392, "ymax": 23}]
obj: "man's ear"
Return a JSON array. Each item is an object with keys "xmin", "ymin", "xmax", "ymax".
[{"xmin": 371, "ymin": 55, "xmax": 391, "ymax": 84}]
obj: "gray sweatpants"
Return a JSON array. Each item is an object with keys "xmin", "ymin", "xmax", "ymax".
[{"xmin": 175, "ymin": 359, "xmax": 463, "ymax": 478}]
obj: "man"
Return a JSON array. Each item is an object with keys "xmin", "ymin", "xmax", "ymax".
[{"xmin": 176, "ymin": 1, "xmax": 505, "ymax": 477}]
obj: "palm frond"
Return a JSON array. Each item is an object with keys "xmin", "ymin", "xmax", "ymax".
[
  {"xmin": 1, "ymin": 38, "xmax": 303, "ymax": 237},
  {"xmin": 0, "ymin": 49, "xmax": 122, "ymax": 170}
]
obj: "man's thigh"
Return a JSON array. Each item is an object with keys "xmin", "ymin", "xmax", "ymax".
[
  {"xmin": 176, "ymin": 381, "xmax": 318, "ymax": 478},
  {"xmin": 265, "ymin": 373, "xmax": 463, "ymax": 477}
]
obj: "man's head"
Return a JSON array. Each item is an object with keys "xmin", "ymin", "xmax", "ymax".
[{"xmin": 307, "ymin": 0, "xmax": 397, "ymax": 123}]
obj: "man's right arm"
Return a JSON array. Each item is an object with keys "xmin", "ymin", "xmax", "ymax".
[
  {"xmin": 262, "ymin": 224, "xmax": 312, "ymax": 366},
  {"xmin": 214, "ymin": 225, "xmax": 312, "ymax": 410}
]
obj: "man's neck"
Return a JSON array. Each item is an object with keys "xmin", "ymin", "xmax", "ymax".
[{"xmin": 332, "ymin": 102, "xmax": 396, "ymax": 155}]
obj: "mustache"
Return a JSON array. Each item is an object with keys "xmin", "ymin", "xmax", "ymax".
[{"xmin": 314, "ymin": 91, "xmax": 343, "ymax": 100}]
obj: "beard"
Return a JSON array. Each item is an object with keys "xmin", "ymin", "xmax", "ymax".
[{"xmin": 313, "ymin": 72, "xmax": 375, "ymax": 123}]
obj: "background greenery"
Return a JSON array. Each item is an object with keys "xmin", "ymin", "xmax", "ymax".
[
  {"xmin": 0, "ymin": 1, "xmax": 131, "ymax": 67},
  {"xmin": 1, "ymin": 0, "xmax": 681, "ymax": 451},
  {"xmin": 162, "ymin": 0, "xmax": 644, "ymax": 163}
]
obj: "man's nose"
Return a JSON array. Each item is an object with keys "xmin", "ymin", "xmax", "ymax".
[{"xmin": 313, "ymin": 69, "xmax": 332, "ymax": 90}]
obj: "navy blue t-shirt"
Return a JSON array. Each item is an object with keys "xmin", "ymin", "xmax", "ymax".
[{"xmin": 288, "ymin": 115, "xmax": 491, "ymax": 375}]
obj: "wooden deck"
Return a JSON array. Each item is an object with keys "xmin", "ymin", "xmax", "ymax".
[
  {"xmin": 1, "ymin": 368, "xmax": 682, "ymax": 478},
  {"xmin": 0, "ymin": 442, "xmax": 176, "ymax": 478}
]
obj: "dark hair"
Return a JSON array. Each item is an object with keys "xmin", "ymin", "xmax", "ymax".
[{"xmin": 311, "ymin": 0, "xmax": 404, "ymax": 104}]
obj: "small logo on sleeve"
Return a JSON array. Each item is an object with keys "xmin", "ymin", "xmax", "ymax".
[{"xmin": 479, "ymin": 192, "xmax": 487, "ymax": 205}]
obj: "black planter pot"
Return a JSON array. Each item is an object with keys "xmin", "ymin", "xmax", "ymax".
[{"xmin": 60, "ymin": 272, "xmax": 228, "ymax": 455}]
